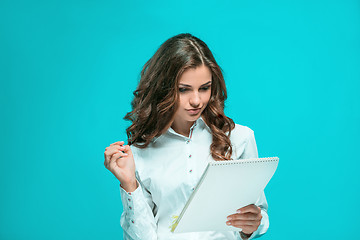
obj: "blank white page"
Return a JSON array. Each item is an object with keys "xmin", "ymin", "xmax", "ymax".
[{"xmin": 172, "ymin": 157, "xmax": 279, "ymax": 233}]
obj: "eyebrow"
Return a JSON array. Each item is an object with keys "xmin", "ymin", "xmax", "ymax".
[{"xmin": 179, "ymin": 81, "xmax": 212, "ymax": 87}]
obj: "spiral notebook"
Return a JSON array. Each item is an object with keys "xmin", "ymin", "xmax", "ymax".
[{"xmin": 171, "ymin": 157, "xmax": 279, "ymax": 233}]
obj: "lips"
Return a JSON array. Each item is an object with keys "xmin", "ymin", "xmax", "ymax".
[{"xmin": 186, "ymin": 108, "xmax": 201, "ymax": 115}]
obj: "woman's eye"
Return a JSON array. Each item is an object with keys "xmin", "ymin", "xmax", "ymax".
[
  {"xmin": 179, "ymin": 88, "xmax": 188, "ymax": 92},
  {"xmin": 200, "ymin": 86, "xmax": 210, "ymax": 91},
  {"xmin": 179, "ymin": 86, "xmax": 210, "ymax": 92}
]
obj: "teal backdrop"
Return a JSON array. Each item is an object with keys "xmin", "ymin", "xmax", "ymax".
[{"xmin": 1, "ymin": 0, "xmax": 359, "ymax": 239}]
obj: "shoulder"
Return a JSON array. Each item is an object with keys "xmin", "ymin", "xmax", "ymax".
[
  {"xmin": 130, "ymin": 144, "xmax": 147, "ymax": 165},
  {"xmin": 130, "ymin": 144, "xmax": 146, "ymax": 178},
  {"xmin": 130, "ymin": 142, "xmax": 157, "ymax": 174},
  {"xmin": 229, "ymin": 123, "xmax": 257, "ymax": 159},
  {"xmin": 229, "ymin": 123, "xmax": 255, "ymax": 145}
]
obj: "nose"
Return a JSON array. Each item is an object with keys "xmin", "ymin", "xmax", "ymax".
[{"xmin": 189, "ymin": 91, "xmax": 200, "ymax": 108}]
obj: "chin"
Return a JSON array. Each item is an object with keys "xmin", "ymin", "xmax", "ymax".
[
  {"xmin": 188, "ymin": 116, "xmax": 199, "ymax": 121},
  {"xmin": 186, "ymin": 113, "xmax": 202, "ymax": 120}
]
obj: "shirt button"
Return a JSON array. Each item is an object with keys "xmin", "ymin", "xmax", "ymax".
[
  {"xmin": 128, "ymin": 198, "xmax": 131, "ymax": 202},
  {"xmin": 189, "ymin": 169, "xmax": 193, "ymax": 173},
  {"xmin": 131, "ymin": 220, "xmax": 135, "ymax": 224},
  {"xmin": 192, "ymin": 187, "xmax": 195, "ymax": 191},
  {"xmin": 129, "ymin": 206, "xmax": 132, "ymax": 210},
  {"xmin": 186, "ymin": 140, "xmax": 190, "ymax": 144},
  {"xmin": 188, "ymin": 154, "xmax": 192, "ymax": 158}
]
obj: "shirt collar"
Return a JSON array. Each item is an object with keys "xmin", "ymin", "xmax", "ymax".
[
  {"xmin": 195, "ymin": 116, "xmax": 211, "ymax": 133},
  {"xmin": 152, "ymin": 116, "xmax": 211, "ymax": 143}
]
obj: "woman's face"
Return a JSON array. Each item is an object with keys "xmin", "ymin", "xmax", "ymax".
[{"xmin": 173, "ymin": 64, "xmax": 212, "ymax": 125}]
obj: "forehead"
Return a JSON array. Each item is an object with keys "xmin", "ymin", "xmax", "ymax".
[{"xmin": 179, "ymin": 65, "xmax": 212, "ymax": 85}]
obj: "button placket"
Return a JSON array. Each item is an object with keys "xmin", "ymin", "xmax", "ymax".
[
  {"xmin": 127, "ymin": 193, "xmax": 134, "ymax": 217},
  {"xmin": 185, "ymin": 131, "xmax": 196, "ymax": 192},
  {"xmin": 188, "ymin": 153, "xmax": 193, "ymax": 174},
  {"xmin": 186, "ymin": 138, "xmax": 193, "ymax": 175}
]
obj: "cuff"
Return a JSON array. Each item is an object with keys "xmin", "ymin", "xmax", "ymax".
[{"xmin": 119, "ymin": 180, "xmax": 142, "ymax": 219}]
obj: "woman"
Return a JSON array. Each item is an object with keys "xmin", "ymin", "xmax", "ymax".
[{"xmin": 104, "ymin": 33, "xmax": 269, "ymax": 240}]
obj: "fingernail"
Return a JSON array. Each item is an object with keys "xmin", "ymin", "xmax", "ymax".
[
  {"xmin": 226, "ymin": 221, "xmax": 231, "ymax": 225},
  {"xmin": 236, "ymin": 210, "xmax": 241, "ymax": 213},
  {"xmin": 123, "ymin": 153, "xmax": 128, "ymax": 156},
  {"xmin": 227, "ymin": 217, "xmax": 232, "ymax": 220}
]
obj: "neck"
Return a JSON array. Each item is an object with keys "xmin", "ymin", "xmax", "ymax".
[{"xmin": 171, "ymin": 119, "xmax": 195, "ymax": 137}]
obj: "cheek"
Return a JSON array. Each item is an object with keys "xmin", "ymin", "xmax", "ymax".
[
  {"xmin": 178, "ymin": 95, "xmax": 187, "ymax": 108},
  {"xmin": 204, "ymin": 91, "xmax": 211, "ymax": 104}
]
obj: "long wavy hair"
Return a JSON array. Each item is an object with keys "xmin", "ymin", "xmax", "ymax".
[{"xmin": 124, "ymin": 33, "xmax": 235, "ymax": 161}]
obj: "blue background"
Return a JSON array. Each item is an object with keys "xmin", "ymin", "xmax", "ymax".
[{"xmin": 1, "ymin": 0, "xmax": 359, "ymax": 239}]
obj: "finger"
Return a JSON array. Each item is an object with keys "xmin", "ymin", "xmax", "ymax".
[
  {"xmin": 110, "ymin": 151, "xmax": 129, "ymax": 162},
  {"xmin": 226, "ymin": 222, "xmax": 257, "ymax": 236},
  {"xmin": 232, "ymin": 219, "xmax": 259, "ymax": 226},
  {"xmin": 107, "ymin": 152, "xmax": 121, "ymax": 169},
  {"xmin": 104, "ymin": 146, "xmax": 123, "ymax": 164},
  {"xmin": 104, "ymin": 144, "xmax": 123, "ymax": 157},
  {"xmin": 121, "ymin": 145, "xmax": 132, "ymax": 155},
  {"xmin": 105, "ymin": 147, "xmax": 127, "ymax": 167},
  {"xmin": 227, "ymin": 212, "xmax": 259, "ymax": 221},
  {"xmin": 110, "ymin": 141, "xmax": 125, "ymax": 146},
  {"xmin": 107, "ymin": 145, "xmax": 125, "ymax": 154},
  {"xmin": 227, "ymin": 219, "xmax": 260, "ymax": 228},
  {"xmin": 108, "ymin": 152, "xmax": 129, "ymax": 168},
  {"xmin": 237, "ymin": 204, "xmax": 260, "ymax": 214}
]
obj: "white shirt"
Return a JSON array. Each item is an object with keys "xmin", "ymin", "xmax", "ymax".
[{"xmin": 119, "ymin": 116, "xmax": 269, "ymax": 240}]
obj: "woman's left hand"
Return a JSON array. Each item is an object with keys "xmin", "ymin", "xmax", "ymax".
[{"xmin": 226, "ymin": 204, "xmax": 262, "ymax": 235}]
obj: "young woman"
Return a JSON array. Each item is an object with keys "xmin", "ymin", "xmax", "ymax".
[{"xmin": 104, "ymin": 33, "xmax": 269, "ymax": 240}]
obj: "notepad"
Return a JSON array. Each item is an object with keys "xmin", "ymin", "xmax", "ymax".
[{"xmin": 171, "ymin": 157, "xmax": 279, "ymax": 233}]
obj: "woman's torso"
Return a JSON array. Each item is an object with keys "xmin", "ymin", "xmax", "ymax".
[{"xmin": 130, "ymin": 117, "xmax": 252, "ymax": 239}]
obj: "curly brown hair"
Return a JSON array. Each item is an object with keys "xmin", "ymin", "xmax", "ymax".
[{"xmin": 124, "ymin": 33, "xmax": 235, "ymax": 160}]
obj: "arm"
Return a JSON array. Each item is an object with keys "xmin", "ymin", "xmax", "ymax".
[
  {"xmin": 236, "ymin": 128, "xmax": 270, "ymax": 239},
  {"xmin": 119, "ymin": 170, "xmax": 158, "ymax": 240},
  {"xmin": 104, "ymin": 141, "xmax": 158, "ymax": 239},
  {"xmin": 237, "ymin": 192, "xmax": 269, "ymax": 240}
]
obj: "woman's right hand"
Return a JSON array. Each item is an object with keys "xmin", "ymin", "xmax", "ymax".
[{"xmin": 104, "ymin": 141, "xmax": 138, "ymax": 192}]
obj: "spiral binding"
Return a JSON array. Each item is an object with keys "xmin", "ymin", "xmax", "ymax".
[{"xmin": 209, "ymin": 157, "xmax": 279, "ymax": 166}]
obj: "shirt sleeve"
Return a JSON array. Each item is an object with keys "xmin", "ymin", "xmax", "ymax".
[
  {"xmin": 236, "ymin": 128, "xmax": 270, "ymax": 239},
  {"xmin": 239, "ymin": 127, "xmax": 259, "ymax": 160},
  {"xmin": 119, "ymin": 170, "xmax": 158, "ymax": 240}
]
